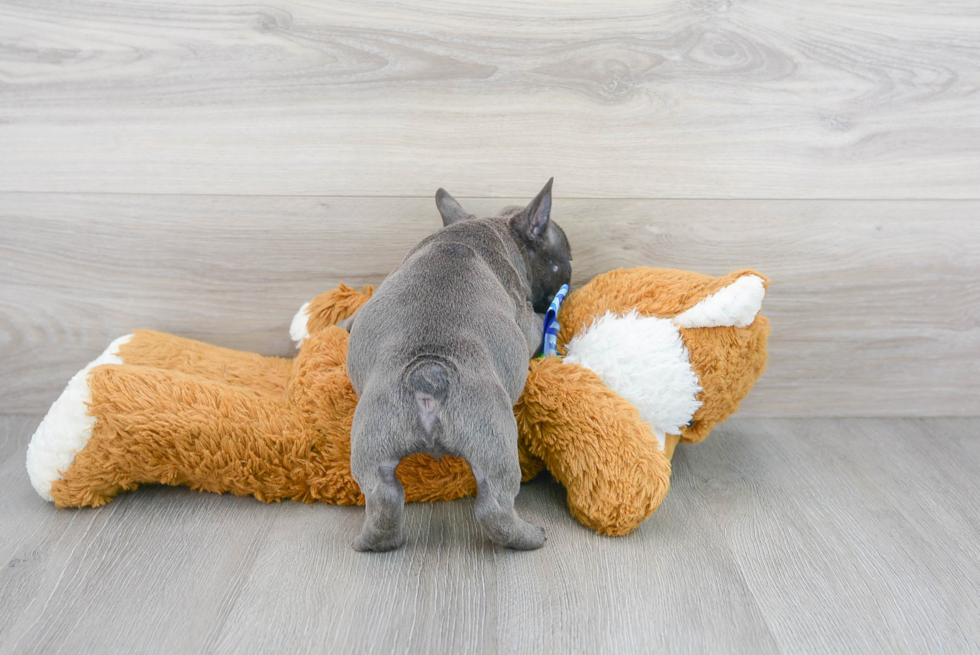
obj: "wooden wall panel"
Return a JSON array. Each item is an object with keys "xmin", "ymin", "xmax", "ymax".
[
  {"xmin": 0, "ymin": 0, "xmax": 978, "ymax": 198},
  {"xmin": 2, "ymin": 193, "xmax": 977, "ymax": 416}
]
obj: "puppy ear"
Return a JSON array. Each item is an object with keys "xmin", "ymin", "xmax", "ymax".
[
  {"xmin": 515, "ymin": 178, "xmax": 554, "ymax": 242},
  {"xmin": 435, "ymin": 188, "xmax": 474, "ymax": 226}
]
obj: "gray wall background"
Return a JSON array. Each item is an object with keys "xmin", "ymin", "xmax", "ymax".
[{"xmin": 2, "ymin": 0, "xmax": 978, "ymax": 417}]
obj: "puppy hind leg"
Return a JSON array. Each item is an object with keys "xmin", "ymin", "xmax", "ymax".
[
  {"xmin": 472, "ymin": 453, "xmax": 546, "ymax": 550},
  {"xmin": 459, "ymin": 395, "xmax": 546, "ymax": 550},
  {"xmin": 352, "ymin": 457, "xmax": 407, "ymax": 552},
  {"xmin": 350, "ymin": 394, "xmax": 409, "ymax": 552}
]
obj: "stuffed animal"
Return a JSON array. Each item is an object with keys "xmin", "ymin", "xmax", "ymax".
[{"xmin": 26, "ymin": 267, "xmax": 769, "ymax": 536}]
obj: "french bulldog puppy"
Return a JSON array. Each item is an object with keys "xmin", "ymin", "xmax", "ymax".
[{"xmin": 346, "ymin": 178, "xmax": 572, "ymax": 552}]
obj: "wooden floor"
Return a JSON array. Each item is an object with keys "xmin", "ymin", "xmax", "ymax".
[{"xmin": 1, "ymin": 415, "xmax": 978, "ymax": 654}]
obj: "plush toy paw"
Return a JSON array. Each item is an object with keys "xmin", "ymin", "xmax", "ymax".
[
  {"xmin": 25, "ymin": 334, "xmax": 132, "ymax": 501},
  {"xmin": 516, "ymin": 357, "xmax": 671, "ymax": 536}
]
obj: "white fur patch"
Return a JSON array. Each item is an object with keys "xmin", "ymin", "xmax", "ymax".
[
  {"xmin": 674, "ymin": 275, "xmax": 766, "ymax": 329},
  {"xmin": 26, "ymin": 334, "xmax": 132, "ymax": 502},
  {"xmin": 563, "ymin": 312, "xmax": 702, "ymax": 450},
  {"xmin": 289, "ymin": 301, "xmax": 311, "ymax": 349}
]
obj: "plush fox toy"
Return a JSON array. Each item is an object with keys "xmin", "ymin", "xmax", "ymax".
[{"xmin": 26, "ymin": 267, "xmax": 769, "ymax": 536}]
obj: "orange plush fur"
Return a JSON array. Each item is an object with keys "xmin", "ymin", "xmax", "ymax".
[{"xmin": 44, "ymin": 268, "xmax": 769, "ymax": 536}]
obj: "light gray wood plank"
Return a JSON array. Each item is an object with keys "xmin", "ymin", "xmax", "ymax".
[
  {"xmin": 0, "ymin": 416, "xmax": 49, "ymax": 569},
  {"xmin": 4, "ymin": 417, "xmax": 980, "ymax": 653},
  {"xmin": 207, "ymin": 469, "xmax": 779, "ymax": 655},
  {"xmin": 0, "ymin": 415, "xmax": 36, "ymax": 463},
  {"xmin": 0, "ymin": 418, "xmax": 283, "ymax": 653},
  {"xmin": 842, "ymin": 418, "xmax": 980, "ymax": 591},
  {"xmin": 0, "ymin": 447, "xmax": 282, "ymax": 653},
  {"xmin": 3, "ymin": 193, "xmax": 978, "ymax": 417},
  {"xmin": 1, "ymin": 0, "xmax": 978, "ymax": 198},
  {"xmin": 0, "ymin": 415, "xmax": 779, "ymax": 654},
  {"xmin": 681, "ymin": 418, "xmax": 980, "ymax": 654}
]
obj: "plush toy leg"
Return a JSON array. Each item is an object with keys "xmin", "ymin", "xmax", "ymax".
[
  {"xmin": 118, "ymin": 329, "xmax": 292, "ymax": 394},
  {"xmin": 26, "ymin": 334, "xmax": 132, "ymax": 502},
  {"xmin": 516, "ymin": 358, "xmax": 672, "ymax": 536},
  {"xmin": 47, "ymin": 363, "xmax": 341, "ymax": 508}
]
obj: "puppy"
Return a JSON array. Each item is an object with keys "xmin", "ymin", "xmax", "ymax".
[{"xmin": 346, "ymin": 178, "xmax": 572, "ymax": 551}]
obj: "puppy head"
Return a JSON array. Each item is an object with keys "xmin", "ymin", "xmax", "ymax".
[{"xmin": 435, "ymin": 178, "xmax": 572, "ymax": 313}]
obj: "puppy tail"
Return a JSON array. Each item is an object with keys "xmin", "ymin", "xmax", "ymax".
[{"xmin": 406, "ymin": 359, "xmax": 451, "ymax": 435}]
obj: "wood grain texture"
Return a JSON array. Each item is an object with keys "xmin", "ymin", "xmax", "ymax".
[
  {"xmin": 2, "ymin": 2, "xmax": 978, "ymax": 649},
  {"xmin": 1, "ymin": 0, "xmax": 979, "ymax": 198},
  {"xmin": 0, "ymin": 421, "xmax": 281, "ymax": 654},
  {"xmin": 3, "ymin": 193, "xmax": 978, "ymax": 416},
  {"xmin": 2, "ymin": 416, "xmax": 979, "ymax": 653},
  {"xmin": 683, "ymin": 417, "xmax": 980, "ymax": 653}
]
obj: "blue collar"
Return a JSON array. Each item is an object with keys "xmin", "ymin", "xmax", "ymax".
[{"xmin": 541, "ymin": 284, "xmax": 570, "ymax": 358}]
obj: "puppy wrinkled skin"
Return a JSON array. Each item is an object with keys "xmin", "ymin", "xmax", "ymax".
[{"xmin": 346, "ymin": 179, "xmax": 572, "ymax": 551}]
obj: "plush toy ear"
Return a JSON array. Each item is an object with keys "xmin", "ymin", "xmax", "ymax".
[
  {"xmin": 673, "ymin": 274, "xmax": 766, "ymax": 328},
  {"xmin": 290, "ymin": 284, "xmax": 375, "ymax": 347},
  {"xmin": 513, "ymin": 178, "xmax": 553, "ymax": 243},
  {"xmin": 435, "ymin": 188, "xmax": 475, "ymax": 226}
]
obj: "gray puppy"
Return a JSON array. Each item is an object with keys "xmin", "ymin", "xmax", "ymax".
[{"xmin": 345, "ymin": 178, "xmax": 572, "ymax": 552}]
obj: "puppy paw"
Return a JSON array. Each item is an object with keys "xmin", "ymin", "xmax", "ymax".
[
  {"xmin": 504, "ymin": 521, "xmax": 546, "ymax": 551},
  {"xmin": 352, "ymin": 529, "xmax": 407, "ymax": 553}
]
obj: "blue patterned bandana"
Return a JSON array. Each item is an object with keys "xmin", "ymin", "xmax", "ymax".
[{"xmin": 540, "ymin": 284, "xmax": 570, "ymax": 358}]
